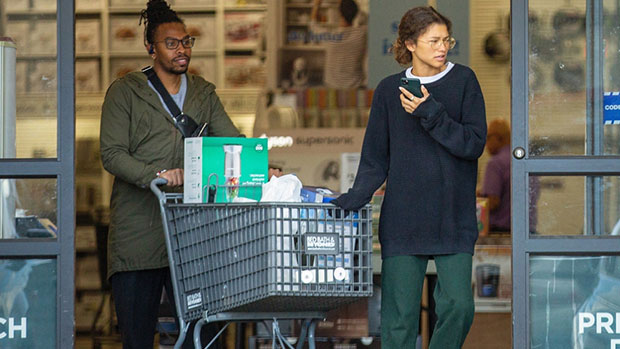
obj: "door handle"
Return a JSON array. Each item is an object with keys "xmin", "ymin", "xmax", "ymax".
[{"xmin": 513, "ymin": 147, "xmax": 526, "ymax": 159}]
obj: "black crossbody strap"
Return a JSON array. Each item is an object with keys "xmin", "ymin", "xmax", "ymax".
[{"xmin": 142, "ymin": 66, "xmax": 182, "ymax": 119}]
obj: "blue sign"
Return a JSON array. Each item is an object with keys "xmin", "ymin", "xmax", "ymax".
[{"xmin": 604, "ymin": 92, "xmax": 620, "ymax": 124}]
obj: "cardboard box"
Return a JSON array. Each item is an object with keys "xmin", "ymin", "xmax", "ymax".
[
  {"xmin": 184, "ymin": 137, "xmax": 268, "ymax": 203},
  {"xmin": 110, "ymin": 58, "xmax": 152, "ymax": 82},
  {"xmin": 224, "ymin": 12, "xmax": 264, "ymax": 49},
  {"xmin": 76, "ymin": 60, "xmax": 101, "ymax": 92},
  {"xmin": 6, "ymin": 21, "xmax": 30, "ymax": 55},
  {"xmin": 109, "ymin": 16, "xmax": 143, "ymax": 53},
  {"xmin": 30, "ymin": 20, "xmax": 57, "ymax": 55},
  {"xmin": 300, "ymin": 186, "xmax": 338, "ymax": 203},
  {"xmin": 76, "ymin": 0, "xmax": 102, "ymax": 11},
  {"xmin": 187, "ymin": 57, "xmax": 217, "ymax": 84},
  {"xmin": 16, "ymin": 61, "xmax": 28, "ymax": 93},
  {"xmin": 224, "ymin": 56, "xmax": 265, "ymax": 88},
  {"xmin": 183, "ymin": 15, "xmax": 216, "ymax": 52},
  {"xmin": 76, "ymin": 19, "xmax": 101, "ymax": 54},
  {"xmin": 29, "ymin": 61, "xmax": 57, "ymax": 93},
  {"xmin": 32, "ymin": 0, "xmax": 56, "ymax": 11},
  {"xmin": 5, "ymin": 0, "xmax": 29, "ymax": 12},
  {"xmin": 109, "ymin": 0, "xmax": 144, "ymax": 6}
]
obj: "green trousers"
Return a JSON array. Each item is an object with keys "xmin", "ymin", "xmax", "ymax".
[{"xmin": 381, "ymin": 254, "xmax": 474, "ymax": 349}]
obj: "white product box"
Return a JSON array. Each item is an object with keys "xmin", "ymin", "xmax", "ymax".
[
  {"xmin": 32, "ymin": 0, "xmax": 56, "ymax": 11},
  {"xmin": 15, "ymin": 61, "xmax": 28, "ymax": 93},
  {"xmin": 187, "ymin": 57, "xmax": 217, "ymax": 84},
  {"xmin": 340, "ymin": 152, "xmax": 360, "ymax": 193},
  {"xmin": 224, "ymin": 57, "xmax": 265, "ymax": 88},
  {"xmin": 109, "ymin": 16, "xmax": 144, "ymax": 53},
  {"xmin": 5, "ymin": 21, "xmax": 30, "ymax": 55},
  {"xmin": 224, "ymin": 12, "xmax": 264, "ymax": 49},
  {"xmin": 29, "ymin": 61, "xmax": 57, "ymax": 93},
  {"xmin": 76, "ymin": 19, "xmax": 102, "ymax": 54},
  {"xmin": 109, "ymin": 0, "xmax": 145, "ymax": 6},
  {"xmin": 183, "ymin": 15, "xmax": 216, "ymax": 52},
  {"xmin": 76, "ymin": 0, "xmax": 102, "ymax": 11},
  {"xmin": 176, "ymin": 0, "xmax": 216, "ymax": 5},
  {"xmin": 30, "ymin": 20, "xmax": 57, "ymax": 55},
  {"xmin": 76, "ymin": 60, "xmax": 101, "ymax": 92},
  {"xmin": 5, "ymin": 0, "xmax": 29, "ymax": 12},
  {"xmin": 110, "ymin": 58, "xmax": 152, "ymax": 82},
  {"xmin": 224, "ymin": 0, "xmax": 265, "ymax": 5}
]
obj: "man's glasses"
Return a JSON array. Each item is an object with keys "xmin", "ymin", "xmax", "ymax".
[
  {"xmin": 418, "ymin": 37, "xmax": 456, "ymax": 50},
  {"xmin": 154, "ymin": 36, "xmax": 196, "ymax": 50}
]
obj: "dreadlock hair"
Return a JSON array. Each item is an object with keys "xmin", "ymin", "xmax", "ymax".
[{"xmin": 139, "ymin": 0, "xmax": 184, "ymax": 46}]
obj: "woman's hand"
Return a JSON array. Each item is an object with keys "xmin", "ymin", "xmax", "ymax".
[{"xmin": 399, "ymin": 85, "xmax": 430, "ymax": 114}]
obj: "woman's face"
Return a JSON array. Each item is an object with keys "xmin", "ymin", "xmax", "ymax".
[{"xmin": 407, "ymin": 23, "xmax": 451, "ymax": 75}]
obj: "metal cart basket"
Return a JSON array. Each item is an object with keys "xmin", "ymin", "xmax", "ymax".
[{"xmin": 150, "ymin": 178, "xmax": 373, "ymax": 348}]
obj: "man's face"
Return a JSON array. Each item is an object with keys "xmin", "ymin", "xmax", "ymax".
[{"xmin": 152, "ymin": 22, "xmax": 191, "ymax": 75}]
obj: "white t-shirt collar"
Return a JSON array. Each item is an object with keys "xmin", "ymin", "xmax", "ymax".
[{"xmin": 406, "ymin": 62, "xmax": 454, "ymax": 84}]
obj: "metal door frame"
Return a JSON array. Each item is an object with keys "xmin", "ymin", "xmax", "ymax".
[
  {"xmin": 511, "ymin": 0, "xmax": 620, "ymax": 347},
  {"xmin": 0, "ymin": 0, "xmax": 75, "ymax": 347}
]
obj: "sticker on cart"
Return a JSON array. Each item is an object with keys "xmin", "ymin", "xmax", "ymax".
[
  {"xmin": 301, "ymin": 270, "xmax": 315, "ymax": 283},
  {"xmin": 304, "ymin": 233, "xmax": 339, "ymax": 254},
  {"xmin": 334, "ymin": 267, "xmax": 347, "ymax": 281},
  {"xmin": 186, "ymin": 290, "xmax": 203, "ymax": 310}
]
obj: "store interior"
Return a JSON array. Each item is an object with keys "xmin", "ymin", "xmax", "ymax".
[{"xmin": 2, "ymin": 0, "xmax": 616, "ymax": 348}]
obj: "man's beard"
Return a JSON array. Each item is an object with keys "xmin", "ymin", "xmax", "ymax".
[{"xmin": 167, "ymin": 56, "xmax": 190, "ymax": 75}]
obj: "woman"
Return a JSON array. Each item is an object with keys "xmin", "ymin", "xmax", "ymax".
[{"xmin": 332, "ymin": 6, "xmax": 486, "ymax": 348}]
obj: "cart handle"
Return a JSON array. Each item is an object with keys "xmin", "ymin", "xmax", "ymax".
[{"xmin": 150, "ymin": 177, "xmax": 168, "ymax": 202}]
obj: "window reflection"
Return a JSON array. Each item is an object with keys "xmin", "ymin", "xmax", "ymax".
[
  {"xmin": 0, "ymin": 178, "xmax": 57, "ymax": 239},
  {"xmin": 528, "ymin": 1, "xmax": 620, "ymax": 156},
  {"xmin": 531, "ymin": 175, "xmax": 620, "ymax": 236},
  {"xmin": 0, "ymin": 258, "xmax": 56, "ymax": 346},
  {"xmin": 1, "ymin": 4, "xmax": 58, "ymax": 159},
  {"xmin": 530, "ymin": 256, "xmax": 620, "ymax": 348}
]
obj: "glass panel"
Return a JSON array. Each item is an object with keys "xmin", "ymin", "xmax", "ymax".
[
  {"xmin": 1, "ymin": 3, "xmax": 57, "ymax": 158},
  {"xmin": 0, "ymin": 258, "xmax": 56, "ymax": 346},
  {"xmin": 530, "ymin": 175, "xmax": 620, "ymax": 236},
  {"xmin": 0, "ymin": 178, "xmax": 57, "ymax": 239},
  {"xmin": 530, "ymin": 255, "xmax": 620, "ymax": 349},
  {"xmin": 528, "ymin": 1, "xmax": 620, "ymax": 156}
]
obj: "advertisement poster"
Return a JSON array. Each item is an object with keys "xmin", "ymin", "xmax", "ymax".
[{"xmin": 0, "ymin": 258, "xmax": 56, "ymax": 348}]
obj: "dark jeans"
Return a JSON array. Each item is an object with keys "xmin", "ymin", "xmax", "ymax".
[{"xmin": 110, "ymin": 267, "xmax": 221, "ymax": 349}]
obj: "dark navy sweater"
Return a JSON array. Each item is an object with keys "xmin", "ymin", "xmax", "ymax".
[{"xmin": 333, "ymin": 64, "xmax": 487, "ymax": 257}]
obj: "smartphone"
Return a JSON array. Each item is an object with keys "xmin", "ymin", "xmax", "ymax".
[{"xmin": 400, "ymin": 77, "xmax": 423, "ymax": 98}]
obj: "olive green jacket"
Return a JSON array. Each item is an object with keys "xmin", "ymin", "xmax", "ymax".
[{"xmin": 100, "ymin": 71, "xmax": 240, "ymax": 279}]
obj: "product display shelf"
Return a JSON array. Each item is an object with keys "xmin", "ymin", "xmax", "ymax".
[{"xmin": 4, "ymin": 0, "xmax": 271, "ymax": 93}]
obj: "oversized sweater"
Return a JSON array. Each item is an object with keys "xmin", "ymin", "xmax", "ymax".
[{"xmin": 332, "ymin": 64, "xmax": 487, "ymax": 257}]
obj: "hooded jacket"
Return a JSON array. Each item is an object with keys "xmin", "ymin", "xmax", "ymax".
[{"xmin": 100, "ymin": 71, "xmax": 240, "ymax": 278}]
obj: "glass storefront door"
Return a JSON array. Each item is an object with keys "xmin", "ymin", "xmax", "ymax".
[
  {"xmin": 512, "ymin": 0, "xmax": 620, "ymax": 347},
  {"xmin": 0, "ymin": 0, "xmax": 75, "ymax": 347}
]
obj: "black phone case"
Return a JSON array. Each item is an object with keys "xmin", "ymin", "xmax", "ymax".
[{"xmin": 400, "ymin": 77, "xmax": 423, "ymax": 98}]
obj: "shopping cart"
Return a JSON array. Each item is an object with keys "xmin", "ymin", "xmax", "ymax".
[{"xmin": 150, "ymin": 178, "xmax": 373, "ymax": 349}]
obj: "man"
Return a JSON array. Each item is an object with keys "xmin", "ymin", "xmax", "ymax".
[
  {"xmin": 99, "ymin": 1, "xmax": 239, "ymax": 347},
  {"xmin": 479, "ymin": 119, "xmax": 511, "ymax": 232},
  {"xmin": 310, "ymin": 0, "xmax": 367, "ymax": 88}
]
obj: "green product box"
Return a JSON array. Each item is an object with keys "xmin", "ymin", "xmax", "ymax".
[{"xmin": 184, "ymin": 137, "xmax": 268, "ymax": 203}]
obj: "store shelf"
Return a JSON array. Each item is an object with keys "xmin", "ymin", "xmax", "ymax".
[
  {"xmin": 109, "ymin": 6, "xmax": 217, "ymax": 14},
  {"xmin": 225, "ymin": 4, "xmax": 267, "ymax": 12},
  {"xmin": 474, "ymin": 298, "xmax": 512, "ymax": 313}
]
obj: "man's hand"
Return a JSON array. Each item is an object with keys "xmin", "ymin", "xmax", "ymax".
[{"xmin": 159, "ymin": 168, "xmax": 184, "ymax": 187}]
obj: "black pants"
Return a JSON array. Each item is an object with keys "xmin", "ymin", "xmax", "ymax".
[{"xmin": 110, "ymin": 267, "xmax": 222, "ymax": 349}]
